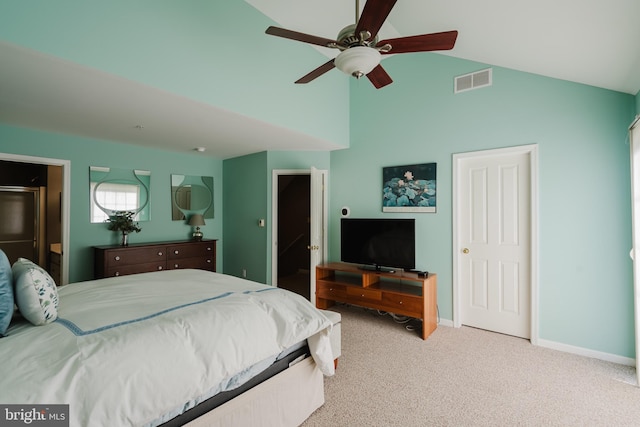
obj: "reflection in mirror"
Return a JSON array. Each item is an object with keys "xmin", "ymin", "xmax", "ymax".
[
  {"xmin": 90, "ymin": 167, "xmax": 151, "ymax": 223},
  {"xmin": 171, "ymin": 175, "xmax": 213, "ymax": 221}
]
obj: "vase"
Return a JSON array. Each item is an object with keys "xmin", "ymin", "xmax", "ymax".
[{"xmin": 121, "ymin": 231, "xmax": 129, "ymax": 246}]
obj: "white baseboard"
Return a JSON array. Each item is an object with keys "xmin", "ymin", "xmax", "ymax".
[
  {"xmin": 437, "ymin": 318, "xmax": 454, "ymax": 328},
  {"xmin": 536, "ymin": 338, "xmax": 635, "ymax": 366},
  {"xmin": 439, "ymin": 319, "xmax": 634, "ymax": 367}
]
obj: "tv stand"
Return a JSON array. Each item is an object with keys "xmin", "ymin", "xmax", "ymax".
[{"xmin": 316, "ymin": 262, "xmax": 437, "ymax": 340}]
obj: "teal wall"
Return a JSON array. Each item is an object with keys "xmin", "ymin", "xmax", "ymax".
[
  {"xmin": 223, "ymin": 152, "xmax": 268, "ymax": 282},
  {"xmin": 329, "ymin": 53, "xmax": 636, "ymax": 358},
  {"xmin": 1, "ymin": 1, "xmax": 638, "ymax": 359},
  {"xmin": 0, "ymin": 124, "xmax": 223, "ymax": 283},
  {"xmin": 223, "ymin": 150, "xmax": 330, "ymax": 284},
  {"xmin": 0, "ymin": 1, "xmax": 350, "ymax": 149}
]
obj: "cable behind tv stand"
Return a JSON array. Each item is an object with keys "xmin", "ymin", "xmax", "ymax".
[{"xmin": 316, "ymin": 262, "xmax": 437, "ymax": 340}]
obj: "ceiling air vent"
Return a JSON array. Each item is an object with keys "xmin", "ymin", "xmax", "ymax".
[{"xmin": 454, "ymin": 68, "xmax": 492, "ymax": 93}]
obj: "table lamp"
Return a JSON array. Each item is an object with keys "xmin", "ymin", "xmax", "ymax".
[{"xmin": 188, "ymin": 214, "xmax": 205, "ymax": 241}]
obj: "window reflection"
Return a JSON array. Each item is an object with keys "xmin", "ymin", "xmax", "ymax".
[
  {"xmin": 89, "ymin": 167, "xmax": 150, "ymax": 223},
  {"xmin": 90, "ymin": 182, "xmax": 141, "ymax": 223}
]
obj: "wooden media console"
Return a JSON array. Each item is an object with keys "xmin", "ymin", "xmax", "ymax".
[{"xmin": 315, "ymin": 262, "xmax": 437, "ymax": 340}]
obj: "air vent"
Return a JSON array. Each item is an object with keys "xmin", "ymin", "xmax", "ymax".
[{"xmin": 454, "ymin": 68, "xmax": 492, "ymax": 93}]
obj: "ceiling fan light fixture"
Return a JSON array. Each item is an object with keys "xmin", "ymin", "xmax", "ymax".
[{"xmin": 335, "ymin": 46, "xmax": 381, "ymax": 78}]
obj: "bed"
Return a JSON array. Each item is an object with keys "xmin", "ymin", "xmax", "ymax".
[{"xmin": 0, "ymin": 262, "xmax": 335, "ymax": 427}]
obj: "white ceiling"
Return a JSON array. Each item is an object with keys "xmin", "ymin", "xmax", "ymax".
[
  {"xmin": 1, "ymin": 0, "xmax": 639, "ymax": 159},
  {"xmin": 0, "ymin": 41, "xmax": 342, "ymax": 160},
  {"xmin": 249, "ymin": 0, "xmax": 640, "ymax": 95}
]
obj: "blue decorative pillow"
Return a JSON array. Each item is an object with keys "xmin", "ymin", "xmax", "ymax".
[
  {"xmin": 12, "ymin": 258, "xmax": 59, "ymax": 326},
  {"xmin": 0, "ymin": 249, "xmax": 14, "ymax": 336}
]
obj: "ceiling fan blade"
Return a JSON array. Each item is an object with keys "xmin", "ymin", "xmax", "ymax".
[
  {"xmin": 379, "ymin": 31, "xmax": 458, "ymax": 54},
  {"xmin": 266, "ymin": 26, "xmax": 338, "ymax": 48},
  {"xmin": 295, "ymin": 59, "xmax": 336, "ymax": 84},
  {"xmin": 355, "ymin": 0, "xmax": 397, "ymax": 42},
  {"xmin": 367, "ymin": 64, "xmax": 393, "ymax": 89}
]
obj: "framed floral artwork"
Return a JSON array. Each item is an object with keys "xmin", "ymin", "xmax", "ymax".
[{"xmin": 382, "ymin": 162, "xmax": 436, "ymax": 212}]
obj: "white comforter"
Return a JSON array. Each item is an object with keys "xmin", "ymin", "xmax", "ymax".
[{"xmin": 0, "ymin": 269, "xmax": 334, "ymax": 427}]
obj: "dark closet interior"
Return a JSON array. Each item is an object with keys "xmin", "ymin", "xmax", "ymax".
[
  {"xmin": 277, "ymin": 174, "xmax": 311, "ymax": 300},
  {"xmin": 0, "ymin": 160, "xmax": 62, "ymax": 284}
]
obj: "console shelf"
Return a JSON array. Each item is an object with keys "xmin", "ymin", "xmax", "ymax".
[{"xmin": 316, "ymin": 262, "xmax": 437, "ymax": 340}]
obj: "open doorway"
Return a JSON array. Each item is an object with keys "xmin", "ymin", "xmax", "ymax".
[
  {"xmin": 0, "ymin": 154, "xmax": 69, "ymax": 285},
  {"xmin": 276, "ymin": 174, "xmax": 311, "ymax": 300},
  {"xmin": 272, "ymin": 168, "xmax": 328, "ymax": 303}
]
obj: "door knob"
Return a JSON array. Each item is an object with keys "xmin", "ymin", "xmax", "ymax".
[{"xmin": 462, "ymin": 248, "xmax": 469, "ymax": 254}]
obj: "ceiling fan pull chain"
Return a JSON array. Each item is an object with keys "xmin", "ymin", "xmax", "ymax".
[{"xmin": 355, "ymin": 0, "xmax": 359, "ymax": 24}]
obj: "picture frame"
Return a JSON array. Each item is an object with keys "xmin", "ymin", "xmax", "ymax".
[{"xmin": 382, "ymin": 162, "xmax": 437, "ymax": 212}]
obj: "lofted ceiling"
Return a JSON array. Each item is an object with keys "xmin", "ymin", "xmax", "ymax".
[
  {"xmin": 249, "ymin": 0, "xmax": 640, "ymax": 95},
  {"xmin": 1, "ymin": 0, "xmax": 639, "ymax": 159}
]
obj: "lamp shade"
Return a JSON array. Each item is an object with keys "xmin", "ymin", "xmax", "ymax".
[
  {"xmin": 188, "ymin": 214, "xmax": 205, "ymax": 226},
  {"xmin": 334, "ymin": 46, "xmax": 381, "ymax": 78}
]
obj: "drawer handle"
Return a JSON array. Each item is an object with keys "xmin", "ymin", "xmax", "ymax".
[
  {"xmin": 174, "ymin": 264, "xmax": 179, "ymax": 268},
  {"xmin": 114, "ymin": 272, "xmax": 120, "ymax": 276},
  {"xmin": 399, "ymin": 301, "xmax": 403, "ymax": 305},
  {"xmin": 174, "ymin": 250, "xmax": 179, "ymax": 255},
  {"xmin": 158, "ymin": 266, "xmax": 163, "ymax": 270},
  {"xmin": 114, "ymin": 256, "xmax": 120, "ymax": 261},
  {"xmin": 158, "ymin": 252, "xmax": 163, "ymax": 256},
  {"xmin": 206, "ymin": 259, "xmax": 211, "ymax": 263},
  {"xmin": 207, "ymin": 247, "xmax": 212, "ymax": 251}
]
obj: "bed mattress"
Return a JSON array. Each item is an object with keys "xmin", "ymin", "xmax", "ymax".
[{"xmin": 0, "ymin": 269, "xmax": 334, "ymax": 427}]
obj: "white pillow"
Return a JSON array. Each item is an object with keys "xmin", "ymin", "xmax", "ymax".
[{"xmin": 12, "ymin": 258, "xmax": 59, "ymax": 326}]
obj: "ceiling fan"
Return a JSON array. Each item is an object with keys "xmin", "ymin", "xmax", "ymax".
[{"xmin": 265, "ymin": 0, "xmax": 458, "ymax": 89}]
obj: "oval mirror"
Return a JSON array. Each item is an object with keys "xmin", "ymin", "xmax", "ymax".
[
  {"xmin": 171, "ymin": 175, "xmax": 214, "ymax": 220},
  {"xmin": 90, "ymin": 167, "xmax": 151, "ymax": 223}
]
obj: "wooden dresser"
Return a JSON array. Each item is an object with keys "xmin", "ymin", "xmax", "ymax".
[{"xmin": 94, "ymin": 239, "xmax": 216, "ymax": 279}]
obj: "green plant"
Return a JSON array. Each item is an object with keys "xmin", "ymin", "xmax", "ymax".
[{"xmin": 107, "ymin": 211, "xmax": 142, "ymax": 233}]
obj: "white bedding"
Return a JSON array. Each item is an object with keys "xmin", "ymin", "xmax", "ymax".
[{"xmin": 0, "ymin": 269, "xmax": 334, "ymax": 427}]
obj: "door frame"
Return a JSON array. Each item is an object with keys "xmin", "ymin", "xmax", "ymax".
[
  {"xmin": 0, "ymin": 152, "xmax": 70, "ymax": 285},
  {"xmin": 271, "ymin": 169, "xmax": 328, "ymax": 302},
  {"xmin": 452, "ymin": 144, "xmax": 539, "ymax": 344},
  {"xmin": 628, "ymin": 115, "xmax": 640, "ymax": 386}
]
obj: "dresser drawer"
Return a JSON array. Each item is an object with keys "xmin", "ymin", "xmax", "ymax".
[
  {"xmin": 346, "ymin": 286, "xmax": 382, "ymax": 302},
  {"xmin": 167, "ymin": 242, "xmax": 215, "ymax": 260},
  {"xmin": 317, "ymin": 282, "xmax": 347, "ymax": 299},
  {"xmin": 382, "ymin": 292, "xmax": 422, "ymax": 315},
  {"xmin": 104, "ymin": 247, "xmax": 166, "ymax": 268},
  {"xmin": 105, "ymin": 261, "xmax": 167, "ymax": 277},
  {"xmin": 168, "ymin": 256, "xmax": 214, "ymax": 270}
]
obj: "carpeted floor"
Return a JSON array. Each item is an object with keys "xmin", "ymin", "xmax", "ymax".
[{"xmin": 303, "ymin": 304, "xmax": 640, "ymax": 427}]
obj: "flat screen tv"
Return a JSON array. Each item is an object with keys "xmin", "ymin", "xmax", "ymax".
[{"xmin": 340, "ymin": 218, "xmax": 415, "ymax": 272}]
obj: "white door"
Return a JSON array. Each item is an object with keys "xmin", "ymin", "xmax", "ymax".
[
  {"xmin": 628, "ymin": 116, "xmax": 640, "ymax": 386},
  {"xmin": 309, "ymin": 167, "xmax": 328, "ymax": 305},
  {"xmin": 454, "ymin": 145, "xmax": 537, "ymax": 339}
]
